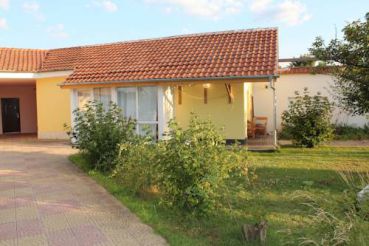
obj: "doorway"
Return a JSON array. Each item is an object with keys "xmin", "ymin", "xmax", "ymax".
[{"xmin": 1, "ymin": 98, "xmax": 21, "ymax": 133}]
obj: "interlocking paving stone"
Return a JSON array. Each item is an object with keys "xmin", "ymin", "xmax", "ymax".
[
  {"xmin": 17, "ymin": 234, "xmax": 48, "ymax": 246},
  {"xmin": 0, "ymin": 140, "xmax": 167, "ymax": 246},
  {"xmin": 0, "ymin": 198, "xmax": 15, "ymax": 209},
  {"xmin": 0, "ymin": 222, "xmax": 17, "ymax": 241},
  {"xmin": 46, "ymin": 228, "xmax": 79, "ymax": 246},
  {"xmin": 0, "ymin": 208, "xmax": 16, "ymax": 224},
  {"xmin": 16, "ymin": 206, "xmax": 39, "ymax": 221}
]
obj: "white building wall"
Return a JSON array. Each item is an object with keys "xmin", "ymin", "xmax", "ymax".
[{"xmin": 252, "ymin": 73, "xmax": 368, "ymax": 132}]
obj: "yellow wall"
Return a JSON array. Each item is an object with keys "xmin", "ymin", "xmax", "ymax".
[
  {"xmin": 38, "ymin": 79, "xmax": 253, "ymax": 140},
  {"xmin": 36, "ymin": 77, "xmax": 71, "ymax": 139},
  {"xmin": 174, "ymin": 83, "xmax": 248, "ymax": 140}
]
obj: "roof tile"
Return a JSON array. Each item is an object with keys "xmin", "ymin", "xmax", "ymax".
[
  {"xmin": 0, "ymin": 28, "xmax": 278, "ymax": 84},
  {"xmin": 0, "ymin": 48, "xmax": 47, "ymax": 72}
]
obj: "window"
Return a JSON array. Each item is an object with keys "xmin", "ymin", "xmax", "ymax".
[
  {"xmin": 117, "ymin": 87, "xmax": 136, "ymax": 119},
  {"xmin": 93, "ymin": 88, "xmax": 111, "ymax": 110},
  {"xmin": 77, "ymin": 89, "xmax": 92, "ymax": 110},
  {"xmin": 117, "ymin": 86, "xmax": 158, "ymax": 138}
]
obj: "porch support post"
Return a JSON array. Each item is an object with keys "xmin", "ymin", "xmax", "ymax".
[{"xmin": 269, "ymin": 76, "xmax": 278, "ymax": 148}]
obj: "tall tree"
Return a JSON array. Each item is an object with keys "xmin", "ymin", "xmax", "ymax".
[{"xmin": 310, "ymin": 12, "xmax": 369, "ymax": 115}]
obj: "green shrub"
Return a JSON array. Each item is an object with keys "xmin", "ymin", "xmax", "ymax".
[
  {"xmin": 113, "ymin": 135, "xmax": 161, "ymax": 195},
  {"xmin": 282, "ymin": 88, "xmax": 334, "ymax": 148},
  {"xmin": 69, "ymin": 101, "xmax": 136, "ymax": 172},
  {"xmin": 278, "ymin": 128, "xmax": 292, "ymax": 140},
  {"xmin": 334, "ymin": 124, "xmax": 369, "ymax": 140},
  {"xmin": 156, "ymin": 115, "xmax": 248, "ymax": 216}
]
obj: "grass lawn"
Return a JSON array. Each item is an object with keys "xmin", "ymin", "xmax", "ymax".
[{"xmin": 69, "ymin": 146, "xmax": 369, "ymax": 245}]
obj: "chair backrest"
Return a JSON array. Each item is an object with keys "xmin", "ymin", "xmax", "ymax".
[{"xmin": 254, "ymin": 117, "xmax": 268, "ymax": 126}]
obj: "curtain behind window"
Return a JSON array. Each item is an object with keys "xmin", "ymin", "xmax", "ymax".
[
  {"xmin": 93, "ymin": 88, "xmax": 111, "ymax": 110},
  {"xmin": 138, "ymin": 87, "xmax": 158, "ymax": 122},
  {"xmin": 117, "ymin": 87, "xmax": 136, "ymax": 119}
]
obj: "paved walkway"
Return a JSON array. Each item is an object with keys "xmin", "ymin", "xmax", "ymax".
[{"xmin": 0, "ymin": 140, "xmax": 167, "ymax": 246}]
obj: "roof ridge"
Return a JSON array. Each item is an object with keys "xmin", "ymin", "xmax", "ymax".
[{"xmin": 48, "ymin": 27, "xmax": 278, "ymax": 51}]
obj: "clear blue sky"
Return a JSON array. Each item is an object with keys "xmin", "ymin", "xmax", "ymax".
[{"xmin": 0, "ymin": 0, "xmax": 368, "ymax": 58}]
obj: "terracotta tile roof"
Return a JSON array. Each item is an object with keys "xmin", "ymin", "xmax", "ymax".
[
  {"xmin": 278, "ymin": 66, "xmax": 333, "ymax": 75},
  {"xmin": 40, "ymin": 47, "xmax": 82, "ymax": 72},
  {"xmin": 1, "ymin": 28, "xmax": 278, "ymax": 85},
  {"xmin": 62, "ymin": 28, "xmax": 278, "ymax": 85},
  {"xmin": 0, "ymin": 48, "xmax": 48, "ymax": 72}
]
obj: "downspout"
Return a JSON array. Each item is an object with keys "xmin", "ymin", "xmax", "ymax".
[{"xmin": 269, "ymin": 76, "xmax": 278, "ymax": 148}]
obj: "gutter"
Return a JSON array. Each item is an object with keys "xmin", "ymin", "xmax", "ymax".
[{"xmin": 59, "ymin": 74, "xmax": 280, "ymax": 88}]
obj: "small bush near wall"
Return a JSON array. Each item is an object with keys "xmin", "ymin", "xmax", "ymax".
[
  {"xmin": 113, "ymin": 135, "xmax": 162, "ymax": 196},
  {"xmin": 68, "ymin": 101, "xmax": 136, "ymax": 172},
  {"xmin": 282, "ymin": 88, "xmax": 334, "ymax": 148},
  {"xmin": 334, "ymin": 124, "xmax": 369, "ymax": 140},
  {"xmin": 156, "ymin": 115, "xmax": 248, "ymax": 216}
]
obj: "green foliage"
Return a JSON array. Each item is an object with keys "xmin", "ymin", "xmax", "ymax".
[
  {"xmin": 282, "ymin": 88, "xmax": 334, "ymax": 147},
  {"xmin": 310, "ymin": 12, "xmax": 369, "ymax": 115},
  {"xmin": 289, "ymin": 54, "xmax": 315, "ymax": 68},
  {"xmin": 278, "ymin": 127, "xmax": 293, "ymax": 140},
  {"xmin": 69, "ymin": 101, "xmax": 136, "ymax": 172},
  {"xmin": 334, "ymin": 124, "xmax": 369, "ymax": 140},
  {"xmin": 156, "ymin": 115, "xmax": 248, "ymax": 216},
  {"xmin": 113, "ymin": 135, "xmax": 161, "ymax": 195}
]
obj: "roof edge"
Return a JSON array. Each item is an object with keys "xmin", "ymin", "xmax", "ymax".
[{"xmin": 60, "ymin": 74, "xmax": 279, "ymax": 88}]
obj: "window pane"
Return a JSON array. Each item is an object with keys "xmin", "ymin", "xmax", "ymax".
[
  {"xmin": 138, "ymin": 124, "xmax": 157, "ymax": 138},
  {"xmin": 117, "ymin": 87, "xmax": 136, "ymax": 119},
  {"xmin": 138, "ymin": 87, "xmax": 157, "ymax": 122},
  {"xmin": 93, "ymin": 88, "xmax": 111, "ymax": 110},
  {"xmin": 77, "ymin": 89, "xmax": 92, "ymax": 109}
]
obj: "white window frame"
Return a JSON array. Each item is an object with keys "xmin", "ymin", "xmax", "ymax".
[
  {"xmin": 71, "ymin": 86, "xmax": 170, "ymax": 140},
  {"xmin": 116, "ymin": 86, "xmax": 161, "ymax": 138}
]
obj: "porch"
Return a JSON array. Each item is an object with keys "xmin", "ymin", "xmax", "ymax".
[{"xmin": 0, "ymin": 79, "xmax": 38, "ymax": 137}]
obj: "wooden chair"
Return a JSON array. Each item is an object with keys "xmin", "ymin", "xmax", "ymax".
[
  {"xmin": 254, "ymin": 117, "xmax": 268, "ymax": 136},
  {"xmin": 247, "ymin": 120, "xmax": 255, "ymax": 138}
]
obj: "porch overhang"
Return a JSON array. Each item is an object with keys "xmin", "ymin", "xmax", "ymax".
[
  {"xmin": 59, "ymin": 74, "xmax": 279, "ymax": 89},
  {"xmin": 0, "ymin": 70, "xmax": 73, "ymax": 80}
]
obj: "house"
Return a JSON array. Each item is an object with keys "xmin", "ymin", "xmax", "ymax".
[
  {"xmin": 0, "ymin": 28, "xmax": 278, "ymax": 144},
  {"xmin": 252, "ymin": 65, "xmax": 368, "ymax": 133}
]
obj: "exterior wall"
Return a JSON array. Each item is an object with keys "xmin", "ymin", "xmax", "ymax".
[
  {"xmin": 174, "ymin": 83, "xmax": 248, "ymax": 140},
  {"xmin": 252, "ymin": 74, "xmax": 368, "ymax": 132},
  {"xmin": 36, "ymin": 77, "xmax": 71, "ymax": 139},
  {"xmin": 0, "ymin": 84, "xmax": 37, "ymax": 134},
  {"xmin": 70, "ymin": 83, "xmax": 250, "ymax": 141}
]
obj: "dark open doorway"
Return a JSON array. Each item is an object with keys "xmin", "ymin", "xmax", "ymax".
[{"xmin": 1, "ymin": 98, "xmax": 21, "ymax": 133}]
